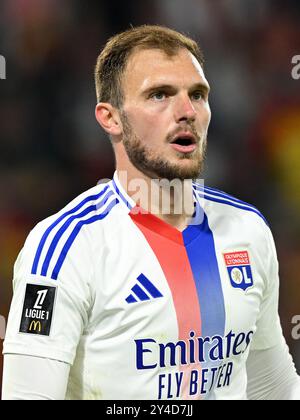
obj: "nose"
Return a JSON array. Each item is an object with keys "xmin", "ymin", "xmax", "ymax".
[{"xmin": 173, "ymin": 93, "xmax": 197, "ymax": 123}]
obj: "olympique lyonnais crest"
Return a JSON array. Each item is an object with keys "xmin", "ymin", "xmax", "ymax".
[{"xmin": 223, "ymin": 251, "xmax": 254, "ymax": 291}]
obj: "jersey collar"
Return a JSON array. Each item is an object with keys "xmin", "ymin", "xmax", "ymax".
[
  {"xmin": 112, "ymin": 171, "xmax": 205, "ymax": 245},
  {"xmin": 112, "ymin": 171, "xmax": 136, "ymax": 210}
]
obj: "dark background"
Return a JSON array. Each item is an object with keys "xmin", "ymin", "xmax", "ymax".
[{"xmin": 1, "ymin": 0, "xmax": 300, "ymax": 397}]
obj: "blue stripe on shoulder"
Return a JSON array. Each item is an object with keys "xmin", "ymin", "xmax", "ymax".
[
  {"xmin": 194, "ymin": 190, "xmax": 269, "ymax": 226},
  {"xmin": 40, "ymin": 189, "xmax": 115, "ymax": 277},
  {"xmin": 31, "ymin": 184, "xmax": 111, "ymax": 275},
  {"xmin": 51, "ymin": 197, "xmax": 119, "ymax": 280},
  {"xmin": 112, "ymin": 179, "xmax": 133, "ymax": 210},
  {"xmin": 193, "ymin": 183, "xmax": 258, "ymax": 208}
]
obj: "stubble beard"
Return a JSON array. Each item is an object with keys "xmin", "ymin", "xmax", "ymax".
[{"xmin": 120, "ymin": 112, "xmax": 207, "ymax": 181}]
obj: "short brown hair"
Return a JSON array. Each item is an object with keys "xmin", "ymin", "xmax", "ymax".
[{"xmin": 94, "ymin": 25, "xmax": 204, "ymax": 108}]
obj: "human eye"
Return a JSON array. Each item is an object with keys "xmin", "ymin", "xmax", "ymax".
[
  {"xmin": 150, "ymin": 91, "xmax": 167, "ymax": 101},
  {"xmin": 191, "ymin": 90, "xmax": 205, "ymax": 101}
]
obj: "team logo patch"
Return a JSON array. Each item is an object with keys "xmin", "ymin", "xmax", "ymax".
[
  {"xmin": 223, "ymin": 251, "xmax": 254, "ymax": 291},
  {"xmin": 19, "ymin": 284, "xmax": 56, "ymax": 336}
]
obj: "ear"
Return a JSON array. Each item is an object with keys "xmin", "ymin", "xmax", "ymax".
[{"xmin": 95, "ymin": 102, "xmax": 122, "ymax": 136}]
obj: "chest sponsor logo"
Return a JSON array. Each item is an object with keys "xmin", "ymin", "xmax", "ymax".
[
  {"xmin": 19, "ymin": 284, "xmax": 56, "ymax": 336},
  {"xmin": 223, "ymin": 251, "xmax": 254, "ymax": 291},
  {"xmin": 135, "ymin": 329, "xmax": 254, "ymax": 399}
]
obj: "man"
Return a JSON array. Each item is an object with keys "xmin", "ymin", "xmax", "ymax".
[{"xmin": 2, "ymin": 25, "xmax": 300, "ymax": 400}]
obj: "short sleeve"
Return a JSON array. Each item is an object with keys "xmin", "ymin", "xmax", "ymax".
[
  {"xmin": 250, "ymin": 226, "xmax": 284, "ymax": 350},
  {"xmin": 3, "ymin": 219, "xmax": 94, "ymax": 365}
]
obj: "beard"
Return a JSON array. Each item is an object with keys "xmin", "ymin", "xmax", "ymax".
[{"xmin": 120, "ymin": 112, "xmax": 207, "ymax": 181}]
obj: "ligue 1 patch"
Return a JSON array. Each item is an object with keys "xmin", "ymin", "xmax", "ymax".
[
  {"xmin": 19, "ymin": 284, "xmax": 56, "ymax": 336},
  {"xmin": 223, "ymin": 251, "xmax": 254, "ymax": 291}
]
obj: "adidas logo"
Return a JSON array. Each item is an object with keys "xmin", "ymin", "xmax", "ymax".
[{"xmin": 126, "ymin": 273, "xmax": 163, "ymax": 304}]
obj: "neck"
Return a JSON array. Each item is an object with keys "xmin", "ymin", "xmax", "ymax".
[{"xmin": 115, "ymin": 162, "xmax": 195, "ymax": 232}]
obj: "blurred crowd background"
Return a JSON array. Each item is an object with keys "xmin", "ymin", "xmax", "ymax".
[{"xmin": 1, "ymin": 0, "xmax": 300, "ymax": 396}]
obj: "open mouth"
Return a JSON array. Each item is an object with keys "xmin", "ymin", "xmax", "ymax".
[
  {"xmin": 171, "ymin": 137, "xmax": 194, "ymax": 146},
  {"xmin": 170, "ymin": 134, "xmax": 197, "ymax": 153}
]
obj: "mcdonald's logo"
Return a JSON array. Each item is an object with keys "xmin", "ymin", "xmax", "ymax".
[{"xmin": 29, "ymin": 320, "xmax": 42, "ymax": 332}]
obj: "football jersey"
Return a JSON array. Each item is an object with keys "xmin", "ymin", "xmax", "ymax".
[{"xmin": 3, "ymin": 171, "xmax": 284, "ymax": 400}]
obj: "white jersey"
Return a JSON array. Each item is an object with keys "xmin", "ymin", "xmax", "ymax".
[{"xmin": 3, "ymin": 172, "xmax": 284, "ymax": 400}]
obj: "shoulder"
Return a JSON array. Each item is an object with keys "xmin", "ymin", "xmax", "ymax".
[
  {"xmin": 30, "ymin": 180, "xmax": 116, "ymax": 240},
  {"xmin": 193, "ymin": 183, "xmax": 277, "ymax": 280},
  {"xmin": 193, "ymin": 181, "xmax": 269, "ymax": 228},
  {"xmin": 18, "ymin": 180, "xmax": 119, "ymax": 281},
  {"xmin": 192, "ymin": 181, "xmax": 273, "ymax": 252}
]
